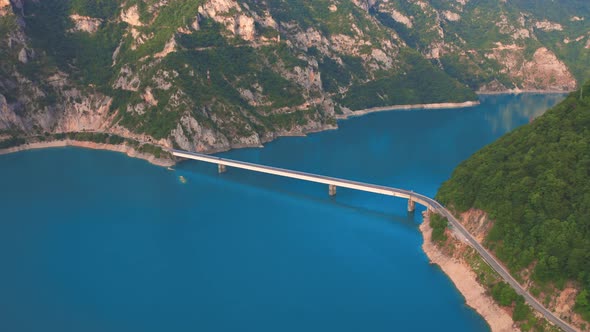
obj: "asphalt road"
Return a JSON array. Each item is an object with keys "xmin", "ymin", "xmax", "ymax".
[
  {"xmin": 421, "ymin": 195, "xmax": 576, "ymax": 332},
  {"xmin": 173, "ymin": 149, "xmax": 576, "ymax": 332}
]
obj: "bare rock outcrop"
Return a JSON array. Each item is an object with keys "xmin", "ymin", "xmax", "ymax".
[
  {"xmin": 113, "ymin": 65, "xmax": 141, "ymax": 91},
  {"xmin": 0, "ymin": 93, "xmax": 24, "ymax": 130},
  {"xmin": 69, "ymin": 14, "xmax": 103, "ymax": 33},
  {"xmin": 191, "ymin": 14, "xmax": 201, "ymax": 31},
  {"xmin": 534, "ymin": 20, "xmax": 563, "ymax": 31},
  {"xmin": 391, "ymin": 9, "xmax": 413, "ymax": 28},
  {"xmin": 54, "ymin": 91, "xmax": 113, "ymax": 132},
  {"xmin": 235, "ymin": 15, "xmax": 256, "ymax": 41},
  {"xmin": 17, "ymin": 47, "xmax": 28, "ymax": 63},
  {"xmin": 522, "ymin": 47, "xmax": 577, "ymax": 91},
  {"xmin": 198, "ymin": 0, "xmax": 256, "ymax": 41},
  {"xmin": 142, "ymin": 87, "xmax": 158, "ymax": 106},
  {"xmin": 459, "ymin": 209, "xmax": 494, "ymax": 243},
  {"xmin": 154, "ymin": 36, "xmax": 177, "ymax": 58},
  {"xmin": 171, "ymin": 114, "xmax": 231, "ymax": 152},
  {"xmin": 121, "ymin": 5, "xmax": 143, "ymax": 26},
  {"xmin": 443, "ymin": 10, "xmax": 461, "ymax": 21},
  {"xmin": 0, "ymin": 0, "xmax": 11, "ymax": 16},
  {"xmin": 485, "ymin": 45, "xmax": 576, "ymax": 91},
  {"xmin": 294, "ymin": 28, "xmax": 330, "ymax": 53},
  {"xmin": 351, "ymin": 0, "xmax": 378, "ymax": 12},
  {"xmin": 1, "ymin": 0, "xmax": 586, "ymax": 159}
]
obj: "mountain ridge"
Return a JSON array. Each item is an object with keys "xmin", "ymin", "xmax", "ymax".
[{"xmin": 0, "ymin": 0, "xmax": 588, "ymax": 155}]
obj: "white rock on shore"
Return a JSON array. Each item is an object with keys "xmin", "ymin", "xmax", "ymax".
[
  {"xmin": 420, "ymin": 213, "xmax": 519, "ymax": 332},
  {"xmin": 0, "ymin": 140, "xmax": 175, "ymax": 167}
]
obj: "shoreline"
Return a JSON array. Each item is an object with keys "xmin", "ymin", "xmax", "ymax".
[
  {"xmin": 420, "ymin": 212, "xmax": 519, "ymax": 332},
  {"xmin": 0, "ymin": 91, "xmax": 564, "ymax": 165},
  {"xmin": 0, "ymin": 96, "xmax": 570, "ymax": 330},
  {"xmin": 0, "ymin": 140, "xmax": 175, "ymax": 167},
  {"xmin": 336, "ymin": 100, "xmax": 480, "ymax": 119},
  {"xmin": 0, "ymin": 100, "xmax": 481, "ymax": 164},
  {"xmin": 476, "ymin": 89, "xmax": 571, "ymax": 95}
]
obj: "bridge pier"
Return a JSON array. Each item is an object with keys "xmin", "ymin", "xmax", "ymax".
[
  {"xmin": 407, "ymin": 198, "xmax": 415, "ymax": 213},
  {"xmin": 329, "ymin": 184, "xmax": 337, "ymax": 196},
  {"xmin": 218, "ymin": 164, "xmax": 226, "ymax": 174}
]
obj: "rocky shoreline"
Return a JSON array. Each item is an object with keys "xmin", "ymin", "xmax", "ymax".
[
  {"xmin": 476, "ymin": 89, "xmax": 571, "ymax": 95},
  {"xmin": 0, "ymin": 100, "xmax": 481, "ymax": 165},
  {"xmin": 420, "ymin": 212, "xmax": 519, "ymax": 332},
  {"xmin": 0, "ymin": 98, "xmax": 572, "ymax": 331},
  {"xmin": 337, "ymin": 100, "xmax": 480, "ymax": 119},
  {"xmin": 0, "ymin": 140, "xmax": 175, "ymax": 167}
]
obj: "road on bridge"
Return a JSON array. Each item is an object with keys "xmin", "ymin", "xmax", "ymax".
[
  {"xmin": 172, "ymin": 149, "xmax": 576, "ymax": 332},
  {"xmin": 413, "ymin": 195, "xmax": 576, "ymax": 332}
]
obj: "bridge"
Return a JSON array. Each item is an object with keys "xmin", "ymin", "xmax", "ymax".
[
  {"xmin": 171, "ymin": 149, "xmax": 430, "ymax": 212},
  {"xmin": 171, "ymin": 148, "xmax": 576, "ymax": 332}
]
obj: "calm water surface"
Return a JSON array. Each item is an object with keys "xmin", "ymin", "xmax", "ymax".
[{"xmin": 0, "ymin": 94, "xmax": 564, "ymax": 331}]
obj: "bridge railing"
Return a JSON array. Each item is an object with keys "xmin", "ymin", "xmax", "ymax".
[
  {"xmin": 170, "ymin": 148, "xmax": 576, "ymax": 332},
  {"xmin": 171, "ymin": 149, "xmax": 434, "ymax": 211}
]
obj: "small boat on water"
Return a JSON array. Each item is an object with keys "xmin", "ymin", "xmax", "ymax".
[
  {"xmin": 167, "ymin": 167, "xmax": 175, "ymax": 171},
  {"xmin": 179, "ymin": 175, "xmax": 187, "ymax": 184}
]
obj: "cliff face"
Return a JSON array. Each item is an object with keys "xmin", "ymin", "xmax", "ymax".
[
  {"xmin": 0, "ymin": 0, "xmax": 588, "ymax": 152},
  {"xmin": 372, "ymin": 0, "xmax": 586, "ymax": 92},
  {"xmin": 0, "ymin": 3, "xmax": 114, "ymax": 135}
]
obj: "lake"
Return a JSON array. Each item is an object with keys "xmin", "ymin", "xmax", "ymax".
[{"xmin": 0, "ymin": 94, "xmax": 564, "ymax": 331}]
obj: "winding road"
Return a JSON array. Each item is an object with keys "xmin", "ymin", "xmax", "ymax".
[
  {"xmin": 421, "ymin": 196, "xmax": 576, "ymax": 332},
  {"xmin": 172, "ymin": 149, "xmax": 576, "ymax": 332}
]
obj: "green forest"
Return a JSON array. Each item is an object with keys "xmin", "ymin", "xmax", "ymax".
[{"xmin": 437, "ymin": 81, "xmax": 590, "ymax": 321}]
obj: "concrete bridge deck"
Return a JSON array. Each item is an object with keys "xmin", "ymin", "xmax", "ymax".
[
  {"xmin": 171, "ymin": 149, "xmax": 431, "ymax": 211},
  {"xmin": 171, "ymin": 148, "xmax": 575, "ymax": 332}
]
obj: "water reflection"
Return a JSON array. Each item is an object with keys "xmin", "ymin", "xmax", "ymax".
[
  {"xmin": 482, "ymin": 93, "xmax": 566, "ymax": 134},
  {"xmin": 0, "ymin": 94, "xmax": 567, "ymax": 332}
]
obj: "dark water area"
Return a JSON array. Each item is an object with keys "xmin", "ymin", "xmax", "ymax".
[{"xmin": 0, "ymin": 94, "xmax": 564, "ymax": 331}]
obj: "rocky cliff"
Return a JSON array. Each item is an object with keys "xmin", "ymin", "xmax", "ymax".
[{"xmin": 0, "ymin": 0, "xmax": 588, "ymax": 153}]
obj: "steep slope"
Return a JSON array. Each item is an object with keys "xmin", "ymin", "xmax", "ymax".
[
  {"xmin": 437, "ymin": 81, "xmax": 590, "ymax": 328},
  {"xmin": 0, "ymin": 0, "xmax": 476, "ymax": 154},
  {"xmin": 0, "ymin": 0, "xmax": 589, "ymax": 157},
  {"xmin": 371, "ymin": 0, "xmax": 588, "ymax": 92}
]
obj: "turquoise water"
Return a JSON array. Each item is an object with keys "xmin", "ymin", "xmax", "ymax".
[{"xmin": 0, "ymin": 94, "xmax": 564, "ymax": 331}]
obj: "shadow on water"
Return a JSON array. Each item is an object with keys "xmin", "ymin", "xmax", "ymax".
[
  {"xmin": 0, "ymin": 94, "xmax": 568, "ymax": 332},
  {"xmin": 175, "ymin": 158, "xmax": 421, "ymax": 230}
]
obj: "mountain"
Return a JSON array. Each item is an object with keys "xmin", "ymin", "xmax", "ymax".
[
  {"xmin": 372, "ymin": 0, "xmax": 589, "ymax": 91},
  {"xmin": 0, "ymin": 0, "xmax": 588, "ymax": 155},
  {"xmin": 437, "ymin": 80, "xmax": 590, "ymax": 327}
]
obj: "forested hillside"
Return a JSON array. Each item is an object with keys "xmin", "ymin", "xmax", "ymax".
[
  {"xmin": 0, "ymin": 0, "xmax": 589, "ymax": 155},
  {"xmin": 437, "ymin": 80, "xmax": 590, "ymax": 323}
]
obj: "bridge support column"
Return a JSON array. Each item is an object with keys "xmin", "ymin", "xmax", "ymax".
[
  {"xmin": 407, "ymin": 198, "xmax": 415, "ymax": 213},
  {"xmin": 218, "ymin": 164, "xmax": 226, "ymax": 174},
  {"xmin": 329, "ymin": 184, "xmax": 337, "ymax": 196}
]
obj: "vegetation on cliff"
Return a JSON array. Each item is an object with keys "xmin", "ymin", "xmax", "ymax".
[
  {"xmin": 429, "ymin": 213, "xmax": 448, "ymax": 244},
  {"xmin": 427, "ymin": 212, "xmax": 558, "ymax": 330},
  {"xmin": 1, "ymin": 0, "xmax": 588, "ymax": 154},
  {"xmin": 437, "ymin": 81, "xmax": 590, "ymax": 322}
]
